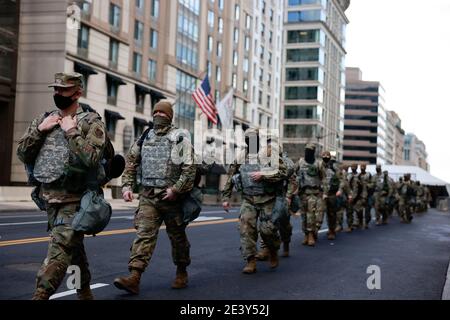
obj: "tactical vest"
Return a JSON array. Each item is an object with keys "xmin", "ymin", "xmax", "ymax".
[
  {"xmin": 325, "ymin": 163, "xmax": 340, "ymax": 192},
  {"xmin": 33, "ymin": 110, "xmax": 98, "ymax": 185},
  {"xmin": 297, "ymin": 158, "xmax": 321, "ymax": 189},
  {"xmin": 373, "ymin": 174, "xmax": 384, "ymax": 192},
  {"xmin": 240, "ymin": 163, "xmax": 266, "ymax": 196},
  {"xmin": 282, "ymin": 155, "xmax": 295, "ymax": 178},
  {"xmin": 140, "ymin": 128, "xmax": 182, "ymax": 188}
]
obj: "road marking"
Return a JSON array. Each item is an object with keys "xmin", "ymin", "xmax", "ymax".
[
  {"xmin": 0, "ymin": 218, "xmax": 240, "ymax": 247},
  {"xmin": 49, "ymin": 283, "xmax": 109, "ymax": 300},
  {"xmin": 193, "ymin": 216, "xmax": 224, "ymax": 222}
]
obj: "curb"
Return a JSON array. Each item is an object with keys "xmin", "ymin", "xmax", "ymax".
[{"xmin": 442, "ymin": 259, "xmax": 450, "ymax": 300}]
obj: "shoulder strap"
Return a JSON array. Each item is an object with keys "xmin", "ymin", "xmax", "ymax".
[{"xmin": 137, "ymin": 128, "xmax": 152, "ymax": 152}]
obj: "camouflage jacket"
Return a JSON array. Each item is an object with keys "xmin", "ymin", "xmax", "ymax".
[
  {"xmin": 221, "ymin": 156, "xmax": 288, "ymax": 205},
  {"xmin": 17, "ymin": 105, "xmax": 106, "ymax": 203},
  {"xmin": 122, "ymin": 125, "xmax": 196, "ymax": 198},
  {"xmin": 288, "ymin": 158, "xmax": 329, "ymax": 196}
]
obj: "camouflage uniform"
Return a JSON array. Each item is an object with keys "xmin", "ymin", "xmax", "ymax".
[
  {"xmin": 355, "ymin": 170, "xmax": 372, "ymax": 228},
  {"xmin": 289, "ymin": 145, "xmax": 328, "ymax": 245},
  {"xmin": 17, "ymin": 72, "xmax": 106, "ymax": 299},
  {"xmin": 121, "ymin": 124, "xmax": 196, "ymax": 273},
  {"xmin": 423, "ymin": 186, "xmax": 432, "ymax": 211},
  {"xmin": 415, "ymin": 182, "xmax": 425, "ymax": 212},
  {"xmin": 336, "ymin": 166, "xmax": 351, "ymax": 232},
  {"xmin": 398, "ymin": 177, "xmax": 416, "ymax": 222},
  {"xmin": 371, "ymin": 170, "xmax": 394, "ymax": 225},
  {"xmin": 222, "ymin": 155, "xmax": 287, "ymax": 262},
  {"xmin": 323, "ymin": 157, "xmax": 346, "ymax": 239},
  {"xmin": 346, "ymin": 170, "xmax": 358, "ymax": 230}
]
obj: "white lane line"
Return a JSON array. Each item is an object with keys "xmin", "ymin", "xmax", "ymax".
[
  {"xmin": 49, "ymin": 283, "xmax": 109, "ymax": 300},
  {"xmin": 193, "ymin": 216, "xmax": 224, "ymax": 222}
]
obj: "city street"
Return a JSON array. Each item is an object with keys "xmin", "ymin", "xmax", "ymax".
[{"xmin": 0, "ymin": 205, "xmax": 449, "ymax": 300}]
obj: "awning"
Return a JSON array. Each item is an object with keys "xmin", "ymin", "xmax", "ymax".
[
  {"xmin": 105, "ymin": 109, "xmax": 125, "ymax": 120},
  {"xmin": 106, "ymin": 73, "xmax": 126, "ymax": 86},
  {"xmin": 74, "ymin": 61, "xmax": 98, "ymax": 75},
  {"xmin": 135, "ymin": 84, "xmax": 152, "ymax": 95},
  {"xmin": 150, "ymin": 89, "xmax": 166, "ymax": 105},
  {"xmin": 133, "ymin": 117, "xmax": 150, "ymax": 126}
]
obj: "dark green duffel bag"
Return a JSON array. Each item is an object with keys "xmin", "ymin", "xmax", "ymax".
[
  {"xmin": 182, "ymin": 187, "xmax": 203, "ymax": 224},
  {"xmin": 72, "ymin": 190, "xmax": 112, "ymax": 235}
]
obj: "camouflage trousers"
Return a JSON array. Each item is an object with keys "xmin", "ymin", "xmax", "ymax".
[
  {"xmin": 300, "ymin": 191, "xmax": 324, "ymax": 234},
  {"xmin": 349, "ymin": 197, "xmax": 371, "ymax": 226},
  {"xmin": 35, "ymin": 202, "xmax": 91, "ymax": 296},
  {"xmin": 260, "ymin": 214, "xmax": 293, "ymax": 249},
  {"xmin": 324, "ymin": 194, "xmax": 338, "ymax": 231},
  {"xmin": 374, "ymin": 192, "xmax": 390, "ymax": 223},
  {"xmin": 399, "ymin": 197, "xmax": 414, "ymax": 222},
  {"xmin": 239, "ymin": 198, "xmax": 281, "ymax": 260},
  {"xmin": 128, "ymin": 197, "xmax": 191, "ymax": 272}
]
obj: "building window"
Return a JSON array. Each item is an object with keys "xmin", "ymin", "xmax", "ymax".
[
  {"xmin": 234, "ymin": 28, "xmax": 239, "ymax": 44},
  {"xmin": 134, "ymin": 20, "xmax": 143, "ymax": 43},
  {"xmin": 232, "ymin": 73, "xmax": 237, "ymax": 89},
  {"xmin": 235, "ymin": 4, "xmax": 240, "ymax": 20},
  {"xmin": 259, "ymin": 68, "xmax": 264, "ymax": 82},
  {"xmin": 109, "ymin": 4, "xmax": 121, "ymax": 29},
  {"xmin": 217, "ymin": 42, "xmax": 222, "ymax": 57},
  {"xmin": 218, "ymin": 18, "xmax": 223, "ymax": 34},
  {"xmin": 218, "ymin": 0, "xmax": 224, "ymax": 11},
  {"xmin": 207, "ymin": 61, "xmax": 212, "ymax": 77},
  {"xmin": 243, "ymin": 79, "xmax": 248, "ymax": 94},
  {"xmin": 284, "ymin": 124, "xmax": 320, "ymax": 138},
  {"xmin": 216, "ymin": 66, "xmax": 221, "ymax": 82},
  {"xmin": 77, "ymin": 24, "xmax": 89, "ymax": 57},
  {"xmin": 175, "ymin": 70, "xmax": 197, "ymax": 136},
  {"xmin": 285, "ymin": 86, "xmax": 318, "ymax": 100},
  {"xmin": 266, "ymin": 94, "xmax": 270, "ymax": 108},
  {"xmin": 208, "ymin": 36, "xmax": 213, "ymax": 52},
  {"xmin": 233, "ymin": 51, "xmax": 238, "ymax": 66},
  {"xmin": 136, "ymin": 0, "xmax": 144, "ymax": 10},
  {"xmin": 286, "ymin": 48, "xmax": 321, "ymax": 62},
  {"xmin": 284, "ymin": 105, "xmax": 323, "ymax": 120},
  {"xmin": 244, "ymin": 36, "xmax": 250, "ymax": 51},
  {"xmin": 258, "ymin": 90, "xmax": 263, "ymax": 105},
  {"xmin": 148, "ymin": 59, "xmax": 156, "ymax": 81},
  {"xmin": 286, "ymin": 67, "xmax": 320, "ymax": 81},
  {"xmin": 151, "ymin": 0, "xmax": 160, "ymax": 18},
  {"xmin": 268, "ymin": 52, "xmax": 272, "ymax": 65},
  {"xmin": 287, "ymin": 29, "xmax": 320, "ymax": 43},
  {"xmin": 287, "ymin": 10, "xmax": 323, "ymax": 23},
  {"xmin": 136, "ymin": 91, "xmax": 145, "ymax": 113},
  {"xmin": 150, "ymin": 29, "xmax": 158, "ymax": 49},
  {"xmin": 260, "ymin": 45, "xmax": 264, "ymax": 59},
  {"xmin": 133, "ymin": 52, "xmax": 142, "ymax": 75},
  {"xmin": 261, "ymin": 23, "xmax": 265, "ymax": 38},
  {"xmin": 109, "ymin": 39, "xmax": 119, "ymax": 68},
  {"xmin": 243, "ymin": 58, "xmax": 249, "ymax": 73},
  {"xmin": 208, "ymin": 10, "xmax": 214, "ymax": 28},
  {"xmin": 246, "ymin": 14, "xmax": 251, "ymax": 29}
]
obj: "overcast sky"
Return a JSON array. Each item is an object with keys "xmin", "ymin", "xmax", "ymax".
[{"xmin": 344, "ymin": 0, "xmax": 450, "ymax": 183}]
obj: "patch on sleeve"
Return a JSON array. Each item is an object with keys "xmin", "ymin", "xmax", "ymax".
[{"xmin": 95, "ymin": 128, "xmax": 104, "ymax": 139}]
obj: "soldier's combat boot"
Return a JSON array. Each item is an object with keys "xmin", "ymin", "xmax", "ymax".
[
  {"xmin": 345, "ymin": 227, "xmax": 352, "ymax": 233},
  {"xmin": 255, "ymin": 247, "xmax": 270, "ymax": 261},
  {"xmin": 171, "ymin": 266, "xmax": 188, "ymax": 289},
  {"xmin": 269, "ymin": 250, "xmax": 279, "ymax": 269},
  {"xmin": 282, "ymin": 242, "xmax": 290, "ymax": 257},
  {"xmin": 327, "ymin": 230, "xmax": 336, "ymax": 240},
  {"xmin": 31, "ymin": 288, "xmax": 50, "ymax": 300},
  {"xmin": 113, "ymin": 269, "xmax": 142, "ymax": 295},
  {"xmin": 302, "ymin": 234, "xmax": 309, "ymax": 246},
  {"xmin": 307, "ymin": 232, "xmax": 315, "ymax": 247},
  {"xmin": 242, "ymin": 257, "xmax": 257, "ymax": 274},
  {"xmin": 77, "ymin": 286, "xmax": 94, "ymax": 300},
  {"xmin": 335, "ymin": 225, "xmax": 342, "ymax": 233}
]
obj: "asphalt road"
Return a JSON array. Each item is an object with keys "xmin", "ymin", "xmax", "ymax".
[{"xmin": 0, "ymin": 205, "xmax": 449, "ymax": 300}]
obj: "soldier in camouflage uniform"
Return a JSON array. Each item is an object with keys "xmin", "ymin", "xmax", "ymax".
[
  {"xmin": 256, "ymin": 150, "xmax": 296, "ymax": 259},
  {"xmin": 415, "ymin": 181, "xmax": 426, "ymax": 213},
  {"xmin": 371, "ymin": 166, "xmax": 394, "ymax": 225},
  {"xmin": 322, "ymin": 151, "xmax": 346, "ymax": 240},
  {"xmin": 114, "ymin": 101, "xmax": 196, "ymax": 294},
  {"xmin": 336, "ymin": 164, "xmax": 352, "ymax": 232},
  {"xmin": 398, "ymin": 173, "xmax": 416, "ymax": 223},
  {"xmin": 423, "ymin": 185, "xmax": 432, "ymax": 211},
  {"xmin": 345, "ymin": 164, "xmax": 359, "ymax": 232},
  {"xmin": 356, "ymin": 164, "xmax": 372, "ymax": 229},
  {"xmin": 222, "ymin": 130, "xmax": 287, "ymax": 274},
  {"xmin": 288, "ymin": 144, "xmax": 328, "ymax": 247},
  {"xmin": 17, "ymin": 73, "xmax": 107, "ymax": 300}
]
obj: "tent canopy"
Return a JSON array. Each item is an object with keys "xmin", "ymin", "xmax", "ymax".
[{"xmin": 366, "ymin": 165, "xmax": 450, "ymax": 199}]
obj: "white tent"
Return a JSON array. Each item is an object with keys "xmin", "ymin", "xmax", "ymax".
[{"xmin": 366, "ymin": 165, "xmax": 450, "ymax": 196}]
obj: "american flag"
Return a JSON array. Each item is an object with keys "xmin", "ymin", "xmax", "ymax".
[{"xmin": 192, "ymin": 75, "xmax": 218, "ymax": 124}]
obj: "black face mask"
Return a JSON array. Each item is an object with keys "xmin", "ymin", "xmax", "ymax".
[
  {"xmin": 322, "ymin": 157, "xmax": 330, "ymax": 164},
  {"xmin": 305, "ymin": 148, "xmax": 315, "ymax": 164},
  {"xmin": 361, "ymin": 168, "xmax": 366, "ymax": 173},
  {"xmin": 53, "ymin": 92, "xmax": 77, "ymax": 110}
]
